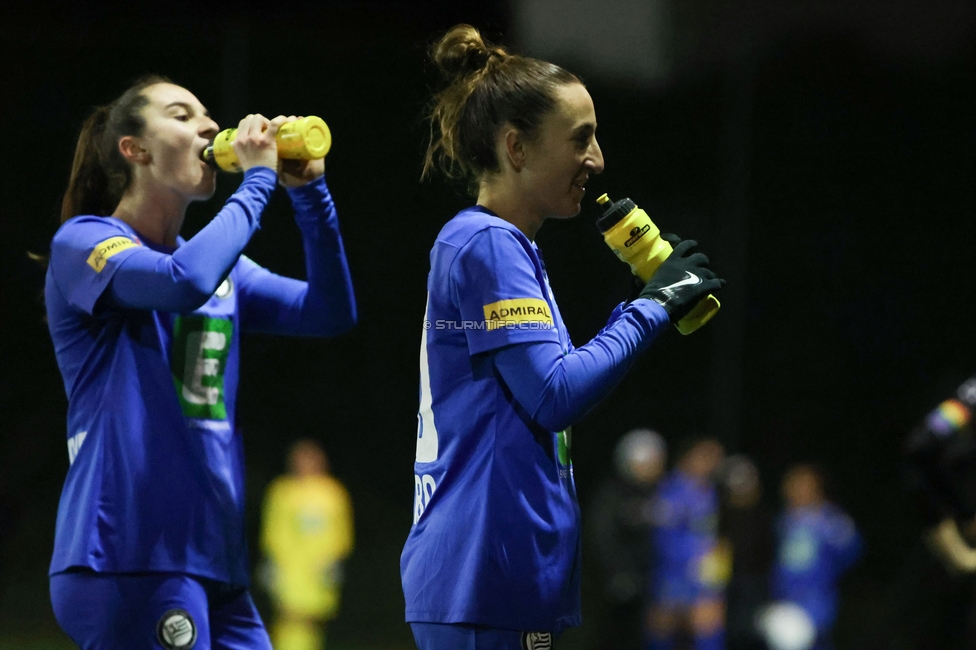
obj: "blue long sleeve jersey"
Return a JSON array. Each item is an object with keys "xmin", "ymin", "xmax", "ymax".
[
  {"xmin": 772, "ymin": 503, "xmax": 862, "ymax": 631},
  {"xmin": 402, "ymin": 206, "xmax": 670, "ymax": 633},
  {"xmin": 45, "ymin": 167, "xmax": 356, "ymax": 587},
  {"xmin": 650, "ymin": 471, "xmax": 721, "ymax": 594}
]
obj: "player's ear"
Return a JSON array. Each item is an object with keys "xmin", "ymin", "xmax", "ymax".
[
  {"xmin": 118, "ymin": 136, "xmax": 150, "ymax": 165},
  {"xmin": 501, "ymin": 126, "xmax": 526, "ymax": 172}
]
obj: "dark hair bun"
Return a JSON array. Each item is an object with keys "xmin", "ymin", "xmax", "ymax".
[
  {"xmin": 431, "ymin": 24, "xmax": 507, "ymax": 81},
  {"xmin": 422, "ymin": 24, "xmax": 578, "ymax": 190}
]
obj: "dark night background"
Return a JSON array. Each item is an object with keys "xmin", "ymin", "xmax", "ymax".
[{"xmin": 1, "ymin": 1, "xmax": 974, "ymax": 648}]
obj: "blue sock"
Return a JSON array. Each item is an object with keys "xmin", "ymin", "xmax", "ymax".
[
  {"xmin": 645, "ymin": 636, "xmax": 675, "ymax": 650},
  {"xmin": 695, "ymin": 628, "xmax": 724, "ymax": 650}
]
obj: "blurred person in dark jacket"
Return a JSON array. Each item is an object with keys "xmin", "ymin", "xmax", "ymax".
[
  {"xmin": 718, "ymin": 455, "xmax": 775, "ymax": 650},
  {"xmin": 588, "ymin": 428, "xmax": 667, "ymax": 649},
  {"xmin": 905, "ymin": 374, "xmax": 976, "ymax": 574},
  {"xmin": 899, "ymin": 373, "xmax": 976, "ymax": 649}
]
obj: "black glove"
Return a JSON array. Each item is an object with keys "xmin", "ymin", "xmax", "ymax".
[{"xmin": 639, "ymin": 236, "xmax": 725, "ymax": 320}]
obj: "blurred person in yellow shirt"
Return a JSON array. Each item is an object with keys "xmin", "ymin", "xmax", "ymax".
[{"xmin": 261, "ymin": 439, "xmax": 354, "ymax": 650}]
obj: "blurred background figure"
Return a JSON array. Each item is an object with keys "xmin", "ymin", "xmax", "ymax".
[
  {"xmin": 905, "ymin": 377, "xmax": 976, "ymax": 574},
  {"xmin": 589, "ymin": 428, "xmax": 668, "ymax": 649},
  {"xmin": 772, "ymin": 464, "xmax": 861, "ymax": 650},
  {"xmin": 899, "ymin": 375, "xmax": 976, "ymax": 648},
  {"xmin": 261, "ymin": 439, "xmax": 354, "ymax": 650},
  {"xmin": 647, "ymin": 437, "xmax": 728, "ymax": 650},
  {"xmin": 718, "ymin": 455, "xmax": 775, "ymax": 650}
]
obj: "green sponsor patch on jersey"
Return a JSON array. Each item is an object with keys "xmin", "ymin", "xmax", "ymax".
[
  {"xmin": 557, "ymin": 427, "xmax": 572, "ymax": 467},
  {"xmin": 171, "ymin": 315, "xmax": 233, "ymax": 420}
]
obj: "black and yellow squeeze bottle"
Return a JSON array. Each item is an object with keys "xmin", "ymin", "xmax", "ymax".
[
  {"xmin": 201, "ymin": 115, "xmax": 332, "ymax": 172},
  {"xmin": 595, "ymin": 193, "xmax": 720, "ymax": 335}
]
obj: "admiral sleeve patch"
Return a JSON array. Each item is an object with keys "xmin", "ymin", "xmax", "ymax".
[
  {"xmin": 482, "ymin": 298, "xmax": 554, "ymax": 331},
  {"xmin": 86, "ymin": 236, "xmax": 139, "ymax": 272}
]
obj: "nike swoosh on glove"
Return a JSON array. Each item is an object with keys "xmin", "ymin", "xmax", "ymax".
[{"xmin": 638, "ymin": 237, "xmax": 725, "ymax": 320}]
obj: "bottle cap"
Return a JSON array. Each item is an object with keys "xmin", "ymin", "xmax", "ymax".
[
  {"xmin": 201, "ymin": 144, "xmax": 217, "ymax": 167},
  {"xmin": 595, "ymin": 194, "xmax": 637, "ymax": 233},
  {"xmin": 300, "ymin": 116, "xmax": 331, "ymax": 159}
]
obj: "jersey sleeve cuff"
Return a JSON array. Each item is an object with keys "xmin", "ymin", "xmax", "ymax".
[
  {"xmin": 627, "ymin": 298, "xmax": 671, "ymax": 330},
  {"xmin": 285, "ymin": 174, "xmax": 330, "ymax": 205},
  {"xmin": 242, "ymin": 166, "xmax": 278, "ymax": 188},
  {"xmin": 286, "ymin": 175, "xmax": 336, "ymax": 225}
]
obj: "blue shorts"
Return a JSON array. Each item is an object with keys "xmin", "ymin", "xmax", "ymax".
[
  {"xmin": 50, "ymin": 570, "xmax": 272, "ymax": 650},
  {"xmin": 411, "ymin": 622, "xmax": 555, "ymax": 650},
  {"xmin": 651, "ymin": 575, "xmax": 723, "ymax": 608}
]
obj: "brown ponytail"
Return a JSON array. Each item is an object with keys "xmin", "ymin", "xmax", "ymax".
[
  {"xmin": 60, "ymin": 74, "xmax": 171, "ymax": 223},
  {"xmin": 422, "ymin": 25, "xmax": 579, "ymax": 194}
]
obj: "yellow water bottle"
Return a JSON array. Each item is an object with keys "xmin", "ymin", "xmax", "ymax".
[
  {"xmin": 596, "ymin": 193, "xmax": 720, "ymax": 335},
  {"xmin": 202, "ymin": 116, "xmax": 332, "ymax": 172}
]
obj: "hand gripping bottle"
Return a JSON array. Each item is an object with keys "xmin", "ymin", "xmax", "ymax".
[
  {"xmin": 596, "ymin": 193, "xmax": 720, "ymax": 335},
  {"xmin": 201, "ymin": 116, "xmax": 332, "ymax": 172}
]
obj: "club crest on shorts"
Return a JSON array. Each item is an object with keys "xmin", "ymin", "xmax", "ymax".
[
  {"xmin": 156, "ymin": 609, "xmax": 197, "ymax": 649},
  {"xmin": 522, "ymin": 631, "xmax": 553, "ymax": 650},
  {"xmin": 214, "ymin": 277, "xmax": 234, "ymax": 299}
]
